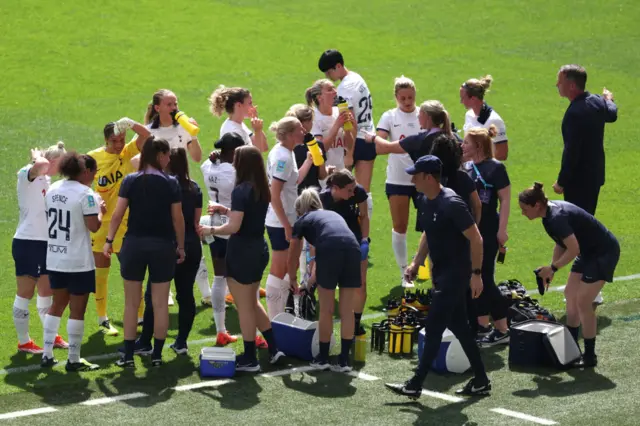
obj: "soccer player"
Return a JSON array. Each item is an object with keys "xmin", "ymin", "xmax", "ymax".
[
  {"xmin": 318, "ymin": 50, "xmax": 375, "ymax": 218},
  {"xmin": 519, "ymin": 182, "xmax": 620, "ymax": 367},
  {"xmin": 319, "ymin": 169, "xmax": 369, "ymax": 336},
  {"xmin": 305, "ymin": 79, "xmax": 356, "ymax": 182},
  {"xmin": 376, "ymin": 76, "xmax": 421, "ymax": 286},
  {"xmin": 12, "ymin": 142, "xmax": 68, "ymax": 353},
  {"xmin": 460, "ymin": 75, "xmax": 509, "ymax": 161},
  {"xmin": 288, "ymin": 189, "xmax": 359, "ymax": 372},
  {"xmin": 88, "ymin": 118, "xmax": 150, "ymax": 336},
  {"xmin": 385, "ymin": 155, "xmax": 490, "ymax": 398},
  {"xmin": 201, "ymin": 145, "xmax": 285, "ymax": 372},
  {"xmin": 264, "ymin": 117, "xmax": 303, "ymax": 319},
  {"xmin": 200, "ymin": 133, "xmax": 245, "ymax": 346},
  {"xmin": 41, "ymin": 153, "xmax": 104, "ymax": 371},
  {"xmin": 105, "ymin": 137, "xmax": 185, "ymax": 368},
  {"xmin": 286, "ymin": 104, "xmax": 328, "ymax": 193},
  {"xmin": 208, "ymin": 85, "xmax": 269, "ymax": 152},
  {"xmin": 462, "ymin": 126, "xmax": 511, "ymax": 346}
]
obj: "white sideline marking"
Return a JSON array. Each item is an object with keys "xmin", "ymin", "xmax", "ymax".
[
  {"xmin": 174, "ymin": 379, "xmax": 232, "ymax": 391},
  {"xmin": 491, "ymin": 408, "xmax": 557, "ymax": 425},
  {"xmin": 261, "ymin": 366, "xmax": 316, "ymax": 377},
  {"xmin": 0, "ymin": 407, "xmax": 58, "ymax": 420},
  {"xmin": 421, "ymin": 390, "xmax": 464, "ymax": 403},
  {"xmin": 80, "ymin": 392, "xmax": 147, "ymax": 406},
  {"xmin": 550, "ymin": 272, "xmax": 640, "ymax": 292},
  {"xmin": 348, "ymin": 371, "xmax": 379, "ymax": 381}
]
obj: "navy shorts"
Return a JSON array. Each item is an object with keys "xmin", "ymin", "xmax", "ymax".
[
  {"xmin": 571, "ymin": 243, "xmax": 620, "ymax": 284},
  {"xmin": 209, "ymin": 237, "xmax": 228, "ymax": 259},
  {"xmin": 266, "ymin": 226, "xmax": 290, "ymax": 251},
  {"xmin": 119, "ymin": 236, "xmax": 176, "ymax": 283},
  {"xmin": 49, "ymin": 270, "xmax": 96, "ymax": 295},
  {"xmin": 354, "ymin": 137, "xmax": 377, "ymax": 163},
  {"xmin": 226, "ymin": 236, "xmax": 269, "ymax": 285},
  {"xmin": 385, "ymin": 183, "xmax": 419, "ymax": 206},
  {"xmin": 12, "ymin": 239, "xmax": 47, "ymax": 278},
  {"xmin": 315, "ymin": 247, "xmax": 361, "ymax": 290}
]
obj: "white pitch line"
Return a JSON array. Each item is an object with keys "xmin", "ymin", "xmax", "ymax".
[
  {"xmin": 173, "ymin": 379, "xmax": 232, "ymax": 392},
  {"xmin": 550, "ymin": 272, "xmax": 640, "ymax": 292},
  {"xmin": 80, "ymin": 392, "xmax": 148, "ymax": 406},
  {"xmin": 491, "ymin": 408, "xmax": 557, "ymax": 425},
  {"xmin": 420, "ymin": 390, "xmax": 464, "ymax": 403},
  {"xmin": 261, "ymin": 366, "xmax": 316, "ymax": 377},
  {"xmin": 347, "ymin": 371, "xmax": 379, "ymax": 381},
  {"xmin": 0, "ymin": 407, "xmax": 58, "ymax": 420}
]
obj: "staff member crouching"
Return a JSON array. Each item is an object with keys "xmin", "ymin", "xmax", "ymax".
[
  {"xmin": 519, "ymin": 183, "xmax": 620, "ymax": 367},
  {"xmin": 288, "ymin": 189, "xmax": 359, "ymax": 372},
  {"xmin": 385, "ymin": 155, "xmax": 490, "ymax": 398},
  {"xmin": 105, "ymin": 137, "xmax": 186, "ymax": 368},
  {"xmin": 201, "ymin": 145, "xmax": 285, "ymax": 372},
  {"xmin": 42, "ymin": 153, "xmax": 104, "ymax": 371}
]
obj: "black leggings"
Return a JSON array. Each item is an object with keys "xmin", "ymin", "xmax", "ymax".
[
  {"xmin": 473, "ymin": 229, "xmax": 508, "ymax": 321},
  {"xmin": 140, "ymin": 241, "xmax": 202, "ymax": 345}
]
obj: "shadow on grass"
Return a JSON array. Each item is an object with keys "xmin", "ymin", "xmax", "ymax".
[
  {"xmin": 192, "ymin": 375, "xmax": 262, "ymax": 410},
  {"xmin": 281, "ymin": 370, "xmax": 357, "ymax": 399},
  {"xmin": 511, "ymin": 367, "xmax": 616, "ymax": 398},
  {"xmin": 384, "ymin": 397, "xmax": 479, "ymax": 426},
  {"xmin": 556, "ymin": 314, "xmax": 613, "ymax": 337}
]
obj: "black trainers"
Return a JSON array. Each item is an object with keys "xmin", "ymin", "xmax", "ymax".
[
  {"xmin": 478, "ymin": 329, "xmax": 510, "ymax": 347},
  {"xmin": 150, "ymin": 358, "xmax": 163, "ymax": 367},
  {"xmin": 117, "ymin": 340, "xmax": 153, "ymax": 356},
  {"xmin": 385, "ymin": 379, "xmax": 422, "ymax": 399},
  {"xmin": 455, "ymin": 377, "xmax": 491, "ymax": 396},
  {"xmin": 235, "ymin": 354, "xmax": 260, "ymax": 373},
  {"xmin": 269, "ymin": 350, "xmax": 285, "ymax": 365},
  {"xmin": 331, "ymin": 359, "xmax": 353, "ymax": 373},
  {"xmin": 573, "ymin": 354, "xmax": 598, "ymax": 368},
  {"xmin": 170, "ymin": 342, "xmax": 188, "ymax": 355},
  {"xmin": 66, "ymin": 358, "xmax": 100, "ymax": 372},
  {"xmin": 310, "ymin": 357, "xmax": 331, "ymax": 371},
  {"xmin": 41, "ymin": 356, "xmax": 58, "ymax": 368},
  {"xmin": 115, "ymin": 357, "xmax": 135, "ymax": 368},
  {"xmin": 476, "ymin": 324, "xmax": 493, "ymax": 338}
]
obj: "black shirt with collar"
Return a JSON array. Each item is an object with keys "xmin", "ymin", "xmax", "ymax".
[{"xmin": 319, "ymin": 184, "xmax": 368, "ymax": 242}]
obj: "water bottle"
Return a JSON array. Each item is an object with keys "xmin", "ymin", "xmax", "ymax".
[
  {"xmin": 173, "ymin": 110, "xmax": 200, "ymax": 136},
  {"xmin": 354, "ymin": 333, "xmax": 367, "ymax": 363},
  {"xmin": 304, "ymin": 133, "xmax": 325, "ymax": 166},
  {"xmin": 336, "ymin": 97, "xmax": 353, "ymax": 131}
]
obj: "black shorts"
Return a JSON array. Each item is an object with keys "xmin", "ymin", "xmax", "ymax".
[
  {"xmin": 12, "ymin": 239, "xmax": 47, "ymax": 278},
  {"xmin": 227, "ymin": 236, "xmax": 269, "ymax": 285},
  {"xmin": 354, "ymin": 137, "xmax": 377, "ymax": 163},
  {"xmin": 209, "ymin": 237, "xmax": 228, "ymax": 259},
  {"xmin": 315, "ymin": 247, "xmax": 361, "ymax": 290},
  {"xmin": 119, "ymin": 236, "xmax": 176, "ymax": 283},
  {"xmin": 571, "ymin": 244, "xmax": 620, "ymax": 283},
  {"xmin": 266, "ymin": 226, "xmax": 290, "ymax": 251},
  {"xmin": 49, "ymin": 270, "xmax": 96, "ymax": 295}
]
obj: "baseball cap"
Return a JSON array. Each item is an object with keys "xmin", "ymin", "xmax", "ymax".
[
  {"xmin": 318, "ymin": 49, "xmax": 344, "ymax": 72},
  {"xmin": 405, "ymin": 155, "xmax": 442, "ymax": 175},
  {"xmin": 214, "ymin": 132, "xmax": 245, "ymax": 150}
]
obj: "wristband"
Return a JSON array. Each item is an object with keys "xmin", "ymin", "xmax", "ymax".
[
  {"xmin": 105, "ymin": 238, "xmax": 114, "ymax": 244},
  {"xmin": 550, "ymin": 264, "xmax": 558, "ymax": 273}
]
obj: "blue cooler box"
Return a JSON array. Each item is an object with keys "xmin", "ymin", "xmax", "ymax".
[
  {"xmin": 272, "ymin": 313, "xmax": 334, "ymax": 361},
  {"xmin": 417, "ymin": 328, "xmax": 470, "ymax": 374},
  {"xmin": 200, "ymin": 347, "xmax": 236, "ymax": 378}
]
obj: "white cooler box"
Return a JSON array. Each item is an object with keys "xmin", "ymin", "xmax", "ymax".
[
  {"xmin": 417, "ymin": 328, "xmax": 470, "ymax": 374},
  {"xmin": 200, "ymin": 347, "xmax": 236, "ymax": 378}
]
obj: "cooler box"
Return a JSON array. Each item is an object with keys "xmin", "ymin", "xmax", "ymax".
[
  {"xmin": 272, "ymin": 313, "xmax": 335, "ymax": 361},
  {"xmin": 418, "ymin": 328, "xmax": 470, "ymax": 374},
  {"xmin": 509, "ymin": 320, "xmax": 581, "ymax": 368},
  {"xmin": 200, "ymin": 347, "xmax": 236, "ymax": 378}
]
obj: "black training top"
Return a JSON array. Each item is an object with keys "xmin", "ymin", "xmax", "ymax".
[
  {"xmin": 442, "ymin": 170, "xmax": 476, "ymax": 212},
  {"xmin": 542, "ymin": 200, "xmax": 618, "ymax": 257},
  {"xmin": 320, "ymin": 184, "xmax": 368, "ymax": 242},
  {"xmin": 292, "ymin": 210, "xmax": 359, "ymax": 251},
  {"xmin": 293, "ymin": 141, "xmax": 327, "ymax": 194},
  {"xmin": 230, "ymin": 182, "xmax": 268, "ymax": 239},
  {"xmin": 417, "ymin": 187, "xmax": 475, "ymax": 281},
  {"xmin": 399, "ymin": 131, "xmax": 444, "ymax": 163},
  {"xmin": 179, "ymin": 180, "xmax": 203, "ymax": 244},
  {"xmin": 465, "ymin": 159, "xmax": 510, "ymax": 233},
  {"xmin": 119, "ymin": 170, "xmax": 181, "ymax": 241}
]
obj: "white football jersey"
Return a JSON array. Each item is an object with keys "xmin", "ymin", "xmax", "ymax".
[
  {"xmin": 220, "ymin": 119, "xmax": 253, "ymax": 145},
  {"xmin": 311, "ymin": 107, "xmax": 346, "ymax": 170},
  {"xmin": 265, "ymin": 143, "xmax": 299, "ymax": 227},
  {"xmin": 147, "ymin": 124, "xmax": 194, "ymax": 150},
  {"xmin": 14, "ymin": 164, "xmax": 50, "ymax": 241},
  {"xmin": 337, "ymin": 71, "xmax": 375, "ymax": 138},
  {"xmin": 200, "ymin": 160, "xmax": 235, "ymax": 208},
  {"xmin": 377, "ymin": 108, "xmax": 420, "ymax": 186},
  {"xmin": 463, "ymin": 109, "xmax": 507, "ymax": 144},
  {"xmin": 45, "ymin": 180, "xmax": 100, "ymax": 272}
]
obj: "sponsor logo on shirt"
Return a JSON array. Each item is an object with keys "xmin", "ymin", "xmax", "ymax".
[
  {"xmin": 48, "ymin": 244, "xmax": 67, "ymax": 254},
  {"xmin": 97, "ymin": 171, "xmax": 124, "ymax": 192},
  {"xmin": 276, "ymin": 160, "xmax": 286, "ymax": 173}
]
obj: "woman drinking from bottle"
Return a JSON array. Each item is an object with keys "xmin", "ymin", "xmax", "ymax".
[
  {"xmin": 288, "ymin": 188, "xmax": 359, "ymax": 372},
  {"xmin": 519, "ymin": 182, "xmax": 619, "ymax": 367},
  {"xmin": 286, "ymin": 104, "xmax": 328, "ymax": 193}
]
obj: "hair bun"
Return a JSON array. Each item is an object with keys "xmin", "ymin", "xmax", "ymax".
[
  {"xmin": 533, "ymin": 182, "xmax": 544, "ymax": 190},
  {"xmin": 56, "ymin": 141, "xmax": 65, "ymax": 149}
]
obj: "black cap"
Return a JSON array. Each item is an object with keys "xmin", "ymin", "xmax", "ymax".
[
  {"xmin": 214, "ymin": 132, "xmax": 245, "ymax": 150},
  {"xmin": 405, "ymin": 155, "xmax": 442, "ymax": 175},
  {"xmin": 318, "ymin": 49, "xmax": 344, "ymax": 72}
]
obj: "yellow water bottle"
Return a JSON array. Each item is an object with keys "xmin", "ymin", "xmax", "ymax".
[
  {"xmin": 354, "ymin": 333, "xmax": 367, "ymax": 363},
  {"xmin": 174, "ymin": 110, "xmax": 200, "ymax": 137},
  {"xmin": 304, "ymin": 133, "xmax": 325, "ymax": 166},
  {"xmin": 337, "ymin": 98, "xmax": 353, "ymax": 131},
  {"xmin": 418, "ymin": 258, "xmax": 431, "ymax": 281},
  {"xmin": 389, "ymin": 322, "xmax": 403, "ymax": 355}
]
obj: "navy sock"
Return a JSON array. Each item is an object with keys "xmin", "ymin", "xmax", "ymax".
[
  {"xmin": 243, "ymin": 340, "xmax": 257, "ymax": 361},
  {"xmin": 340, "ymin": 338, "xmax": 353, "ymax": 364},
  {"xmin": 261, "ymin": 328, "xmax": 277, "ymax": 356},
  {"xmin": 124, "ymin": 339, "xmax": 135, "ymax": 361},
  {"xmin": 319, "ymin": 341, "xmax": 330, "ymax": 361},
  {"xmin": 354, "ymin": 312, "xmax": 363, "ymax": 334},
  {"xmin": 584, "ymin": 337, "xmax": 596, "ymax": 357},
  {"xmin": 568, "ymin": 326, "xmax": 580, "ymax": 343},
  {"xmin": 153, "ymin": 338, "xmax": 165, "ymax": 359}
]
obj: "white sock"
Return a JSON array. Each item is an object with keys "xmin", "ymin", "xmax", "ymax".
[
  {"xmin": 67, "ymin": 319, "xmax": 84, "ymax": 363},
  {"xmin": 195, "ymin": 256, "xmax": 211, "ymax": 298},
  {"xmin": 43, "ymin": 314, "xmax": 61, "ymax": 359},
  {"xmin": 391, "ymin": 230, "xmax": 408, "ymax": 275},
  {"xmin": 98, "ymin": 316, "xmax": 108, "ymax": 324},
  {"xmin": 366, "ymin": 193, "xmax": 373, "ymax": 219},
  {"xmin": 36, "ymin": 295, "xmax": 52, "ymax": 326},
  {"xmin": 266, "ymin": 274, "xmax": 289, "ymax": 320},
  {"xmin": 299, "ymin": 241, "xmax": 308, "ymax": 283},
  {"xmin": 13, "ymin": 296, "xmax": 31, "ymax": 345},
  {"xmin": 212, "ymin": 276, "xmax": 227, "ymax": 334}
]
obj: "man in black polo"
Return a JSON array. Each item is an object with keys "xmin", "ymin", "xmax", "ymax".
[
  {"xmin": 385, "ymin": 155, "xmax": 490, "ymax": 399},
  {"xmin": 553, "ymin": 64, "xmax": 618, "ymax": 215}
]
